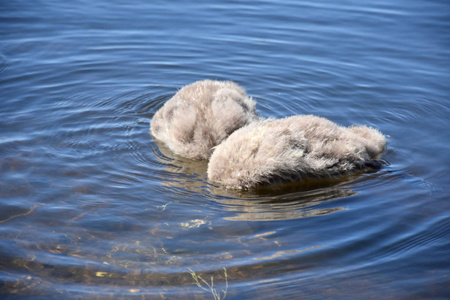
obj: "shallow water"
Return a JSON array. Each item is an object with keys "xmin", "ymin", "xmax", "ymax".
[{"xmin": 1, "ymin": 0, "xmax": 449, "ymax": 299}]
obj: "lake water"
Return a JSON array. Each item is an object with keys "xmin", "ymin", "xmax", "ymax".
[{"xmin": 1, "ymin": 0, "xmax": 449, "ymax": 299}]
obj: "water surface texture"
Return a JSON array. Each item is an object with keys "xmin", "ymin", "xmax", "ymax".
[{"xmin": 1, "ymin": 0, "xmax": 449, "ymax": 299}]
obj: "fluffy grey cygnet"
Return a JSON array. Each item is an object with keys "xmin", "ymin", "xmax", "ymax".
[
  {"xmin": 207, "ymin": 115, "xmax": 387, "ymax": 189},
  {"xmin": 150, "ymin": 80, "xmax": 258, "ymax": 160}
]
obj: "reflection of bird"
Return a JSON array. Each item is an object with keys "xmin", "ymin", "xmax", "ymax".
[
  {"xmin": 207, "ymin": 115, "xmax": 387, "ymax": 189},
  {"xmin": 150, "ymin": 80, "xmax": 258, "ymax": 160}
]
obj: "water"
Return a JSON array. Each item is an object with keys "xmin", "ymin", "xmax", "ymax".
[{"xmin": 1, "ymin": 0, "xmax": 449, "ymax": 299}]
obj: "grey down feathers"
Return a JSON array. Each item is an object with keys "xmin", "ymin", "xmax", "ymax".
[{"xmin": 150, "ymin": 80, "xmax": 387, "ymax": 189}]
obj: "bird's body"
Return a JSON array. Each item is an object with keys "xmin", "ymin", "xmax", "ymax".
[
  {"xmin": 150, "ymin": 80, "xmax": 258, "ymax": 160},
  {"xmin": 207, "ymin": 115, "xmax": 387, "ymax": 189}
]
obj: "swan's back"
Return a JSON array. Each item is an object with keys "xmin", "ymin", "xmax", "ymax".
[
  {"xmin": 207, "ymin": 115, "xmax": 386, "ymax": 189},
  {"xmin": 150, "ymin": 80, "xmax": 258, "ymax": 160}
]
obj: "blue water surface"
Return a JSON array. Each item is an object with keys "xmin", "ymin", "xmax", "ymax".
[{"xmin": 1, "ymin": 0, "xmax": 449, "ymax": 299}]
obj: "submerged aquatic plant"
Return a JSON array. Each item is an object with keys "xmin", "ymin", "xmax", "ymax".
[{"xmin": 188, "ymin": 267, "xmax": 228, "ymax": 300}]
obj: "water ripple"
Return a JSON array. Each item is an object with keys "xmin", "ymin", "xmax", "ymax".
[{"xmin": 1, "ymin": 0, "xmax": 449, "ymax": 298}]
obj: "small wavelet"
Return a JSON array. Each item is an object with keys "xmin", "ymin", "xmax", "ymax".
[{"xmin": 0, "ymin": 51, "xmax": 8, "ymax": 73}]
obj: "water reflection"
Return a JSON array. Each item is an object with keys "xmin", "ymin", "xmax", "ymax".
[
  {"xmin": 153, "ymin": 140, "xmax": 358, "ymax": 221},
  {"xmin": 217, "ymin": 189, "xmax": 353, "ymax": 221},
  {"xmin": 152, "ymin": 138, "xmax": 209, "ymax": 177}
]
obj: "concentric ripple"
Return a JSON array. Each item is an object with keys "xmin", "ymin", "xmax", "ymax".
[{"xmin": 1, "ymin": 0, "xmax": 449, "ymax": 299}]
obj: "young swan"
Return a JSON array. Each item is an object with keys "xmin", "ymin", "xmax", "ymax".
[
  {"xmin": 207, "ymin": 115, "xmax": 387, "ymax": 189},
  {"xmin": 150, "ymin": 80, "xmax": 258, "ymax": 160}
]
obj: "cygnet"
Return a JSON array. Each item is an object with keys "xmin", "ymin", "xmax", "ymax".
[
  {"xmin": 207, "ymin": 115, "xmax": 387, "ymax": 189},
  {"xmin": 150, "ymin": 80, "xmax": 258, "ymax": 160}
]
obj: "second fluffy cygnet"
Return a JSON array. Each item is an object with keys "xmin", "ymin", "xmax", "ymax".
[{"xmin": 207, "ymin": 115, "xmax": 387, "ymax": 189}]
